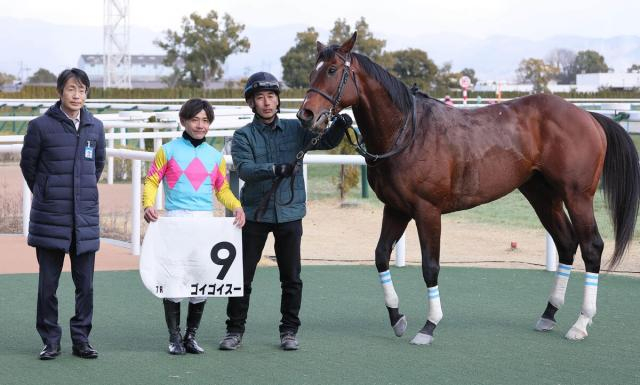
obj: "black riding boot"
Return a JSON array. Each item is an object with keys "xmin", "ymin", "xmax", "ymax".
[
  {"xmin": 184, "ymin": 301, "xmax": 206, "ymax": 354},
  {"xmin": 163, "ymin": 299, "xmax": 185, "ymax": 355}
]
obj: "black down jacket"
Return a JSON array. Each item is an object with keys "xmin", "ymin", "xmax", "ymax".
[{"xmin": 20, "ymin": 102, "xmax": 106, "ymax": 254}]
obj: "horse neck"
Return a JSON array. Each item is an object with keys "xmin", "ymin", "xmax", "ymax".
[{"xmin": 352, "ymin": 77, "xmax": 409, "ymax": 154}]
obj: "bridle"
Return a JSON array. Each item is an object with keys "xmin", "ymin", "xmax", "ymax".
[
  {"xmin": 307, "ymin": 52, "xmax": 359, "ymax": 122},
  {"xmin": 306, "ymin": 51, "xmax": 417, "ymax": 164}
]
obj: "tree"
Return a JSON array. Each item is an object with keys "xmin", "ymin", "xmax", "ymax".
[
  {"xmin": 545, "ymin": 48, "xmax": 576, "ymax": 84},
  {"xmin": 27, "ymin": 68, "xmax": 56, "ymax": 84},
  {"xmin": 628, "ymin": 64, "xmax": 640, "ymax": 73},
  {"xmin": 573, "ymin": 50, "xmax": 609, "ymax": 78},
  {"xmin": 0, "ymin": 72, "xmax": 16, "ymax": 86},
  {"xmin": 383, "ymin": 48, "xmax": 438, "ymax": 91},
  {"xmin": 155, "ymin": 10, "xmax": 249, "ymax": 87},
  {"xmin": 516, "ymin": 58, "xmax": 559, "ymax": 93},
  {"xmin": 280, "ymin": 27, "xmax": 319, "ymax": 88},
  {"xmin": 328, "ymin": 17, "xmax": 386, "ymax": 60}
]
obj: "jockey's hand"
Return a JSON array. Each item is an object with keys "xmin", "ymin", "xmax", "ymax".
[
  {"xmin": 332, "ymin": 113, "xmax": 353, "ymax": 130},
  {"xmin": 274, "ymin": 163, "xmax": 294, "ymax": 177},
  {"xmin": 144, "ymin": 206, "xmax": 159, "ymax": 223},
  {"xmin": 233, "ymin": 207, "xmax": 246, "ymax": 228}
]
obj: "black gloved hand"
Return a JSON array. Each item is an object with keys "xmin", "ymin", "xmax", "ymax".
[
  {"xmin": 331, "ymin": 113, "xmax": 353, "ymax": 130},
  {"xmin": 274, "ymin": 163, "xmax": 295, "ymax": 177}
]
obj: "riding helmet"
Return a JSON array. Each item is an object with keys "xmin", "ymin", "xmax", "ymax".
[{"xmin": 243, "ymin": 72, "xmax": 281, "ymax": 100}]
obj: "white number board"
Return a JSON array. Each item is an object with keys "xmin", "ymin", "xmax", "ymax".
[{"xmin": 139, "ymin": 217, "xmax": 243, "ymax": 298}]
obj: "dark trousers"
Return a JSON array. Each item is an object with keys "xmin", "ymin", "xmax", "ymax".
[
  {"xmin": 36, "ymin": 246, "xmax": 95, "ymax": 346},
  {"xmin": 226, "ymin": 219, "xmax": 303, "ymax": 334}
]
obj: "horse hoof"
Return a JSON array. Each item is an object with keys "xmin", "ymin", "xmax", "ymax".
[
  {"xmin": 409, "ymin": 332, "xmax": 433, "ymax": 345},
  {"xmin": 393, "ymin": 315, "xmax": 407, "ymax": 337},
  {"xmin": 565, "ymin": 327, "xmax": 588, "ymax": 340},
  {"xmin": 534, "ymin": 317, "xmax": 556, "ymax": 332}
]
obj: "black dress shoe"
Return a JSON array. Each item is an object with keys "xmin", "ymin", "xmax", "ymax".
[
  {"xmin": 72, "ymin": 342, "xmax": 98, "ymax": 359},
  {"xmin": 39, "ymin": 344, "xmax": 61, "ymax": 360}
]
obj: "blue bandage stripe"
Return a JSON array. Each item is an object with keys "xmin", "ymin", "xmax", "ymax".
[
  {"xmin": 585, "ymin": 273, "xmax": 598, "ymax": 287},
  {"xmin": 427, "ymin": 287, "xmax": 439, "ymax": 299},
  {"xmin": 379, "ymin": 271, "xmax": 392, "ymax": 285},
  {"xmin": 556, "ymin": 271, "xmax": 571, "ymax": 278},
  {"xmin": 558, "ymin": 264, "xmax": 573, "ymax": 272}
]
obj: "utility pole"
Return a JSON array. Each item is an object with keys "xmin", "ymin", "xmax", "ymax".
[{"xmin": 103, "ymin": 0, "xmax": 131, "ymax": 89}]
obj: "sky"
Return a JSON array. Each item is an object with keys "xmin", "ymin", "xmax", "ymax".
[
  {"xmin": 4, "ymin": 0, "xmax": 639, "ymax": 40},
  {"xmin": 2, "ymin": 0, "xmax": 639, "ymax": 82}
]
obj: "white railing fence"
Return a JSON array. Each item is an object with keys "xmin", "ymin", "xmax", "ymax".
[{"xmin": 0, "ymin": 144, "xmax": 409, "ymax": 267}]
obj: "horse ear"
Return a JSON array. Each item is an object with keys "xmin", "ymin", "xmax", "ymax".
[
  {"xmin": 317, "ymin": 41, "xmax": 326, "ymax": 54},
  {"xmin": 338, "ymin": 32, "xmax": 357, "ymax": 54}
]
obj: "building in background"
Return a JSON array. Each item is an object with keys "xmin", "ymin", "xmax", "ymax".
[
  {"xmin": 78, "ymin": 54, "xmax": 173, "ymax": 88},
  {"xmin": 576, "ymin": 73, "xmax": 640, "ymax": 93}
]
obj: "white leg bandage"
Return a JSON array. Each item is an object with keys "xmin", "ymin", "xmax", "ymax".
[
  {"xmin": 581, "ymin": 273, "xmax": 598, "ymax": 319},
  {"xmin": 427, "ymin": 286, "xmax": 443, "ymax": 325},
  {"xmin": 567, "ymin": 273, "xmax": 598, "ymax": 339},
  {"xmin": 549, "ymin": 263, "xmax": 572, "ymax": 308},
  {"xmin": 379, "ymin": 270, "xmax": 399, "ymax": 308}
]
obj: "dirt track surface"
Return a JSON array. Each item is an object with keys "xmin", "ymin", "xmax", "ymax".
[{"xmin": 2, "ymin": 163, "xmax": 639, "ymax": 275}]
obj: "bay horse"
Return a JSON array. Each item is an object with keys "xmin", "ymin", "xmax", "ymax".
[{"xmin": 297, "ymin": 32, "xmax": 640, "ymax": 345}]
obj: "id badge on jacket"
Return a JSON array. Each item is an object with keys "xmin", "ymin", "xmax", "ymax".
[{"xmin": 85, "ymin": 140, "xmax": 95, "ymax": 160}]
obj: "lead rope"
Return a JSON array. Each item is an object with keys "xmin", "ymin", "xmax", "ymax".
[{"xmin": 253, "ymin": 134, "xmax": 323, "ymax": 221}]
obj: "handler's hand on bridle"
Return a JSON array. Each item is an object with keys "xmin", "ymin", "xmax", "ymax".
[
  {"xmin": 332, "ymin": 113, "xmax": 353, "ymax": 130},
  {"xmin": 143, "ymin": 207, "xmax": 159, "ymax": 223}
]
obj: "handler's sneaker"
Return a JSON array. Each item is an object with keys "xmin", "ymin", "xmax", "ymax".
[
  {"xmin": 219, "ymin": 332, "xmax": 242, "ymax": 350},
  {"xmin": 280, "ymin": 332, "xmax": 299, "ymax": 351}
]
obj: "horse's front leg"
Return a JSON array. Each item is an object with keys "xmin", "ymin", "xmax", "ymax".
[
  {"xmin": 375, "ymin": 205, "xmax": 411, "ymax": 337},
  {"xmin": 410, "ymin": 203, "xmax": 442, "ymax": 345}
]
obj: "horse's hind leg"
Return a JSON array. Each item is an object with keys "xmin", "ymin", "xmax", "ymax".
[
  {"xmin": 519, "ymin": 175, "xmax": 579, "ymax": 331},
  {"xmin": 562, "ymin": 192, "xmax": 604, "ymax": 340},
  {"xmin": 375, "ymin": 205, "xmax": 411, "ymax": 337},
  {"xmin": 410, "ymin": 202, "xmax": 442, "ymax": 345}
]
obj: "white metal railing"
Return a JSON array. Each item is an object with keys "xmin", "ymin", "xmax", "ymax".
[
  {"xmin": 0, "ymin": 144, "xmax": 409, "ymax": 267},
  {"xmin": 0, "ymin": 142, "xmax": 566, "ymax": 269}
]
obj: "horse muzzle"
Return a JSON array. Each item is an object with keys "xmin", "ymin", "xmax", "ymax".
[{"xmin": 297, "ymin": 108, "xmax": 331, "ymax": 133}]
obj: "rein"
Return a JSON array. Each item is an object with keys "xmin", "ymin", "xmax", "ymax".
[{"xmin": 346, "ymin": 95, "xmax": 417, "ymax": 164}]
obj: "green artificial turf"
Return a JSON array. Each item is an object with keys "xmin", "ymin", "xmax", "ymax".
[{"xmin": 1, "ymin": 266, "xmax": 638, "ymax": 385}]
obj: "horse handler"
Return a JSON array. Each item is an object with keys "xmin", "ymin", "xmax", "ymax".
[
  {"xmin": 20, "ymin": 68, "xmax": 105, "ymax": 360},
  {"xmin": 143, "ymin": 98, "xmax": 245, "ymax": 354},
  {"xmin": 218, "ymin": 72, "xmax": 350, "ymax": 351}
]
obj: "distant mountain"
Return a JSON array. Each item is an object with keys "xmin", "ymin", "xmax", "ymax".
[{"xmin": 1, "ymin": 17, "xmax": 638, "ymax": 84}]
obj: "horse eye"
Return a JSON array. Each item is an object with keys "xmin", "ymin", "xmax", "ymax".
[{"xmin": 328, "ymin": 67, "xmax": 337, "ymax": 74}]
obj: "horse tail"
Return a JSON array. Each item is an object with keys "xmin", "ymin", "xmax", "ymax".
[{"xmin": 590, "ymin": 112, "xmax": 640, "ymax": 270}]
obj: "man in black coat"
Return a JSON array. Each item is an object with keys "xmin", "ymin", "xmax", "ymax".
[{"xmin": 20, "ymin": 68, "xmax": 105, "ymax": 360}]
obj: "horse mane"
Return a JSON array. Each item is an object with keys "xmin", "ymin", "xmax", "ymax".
[{"xmin": 318, "ymin": 46, "xmax": 415, "ymax": 114}]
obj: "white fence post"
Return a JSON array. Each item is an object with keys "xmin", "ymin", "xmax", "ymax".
[
  {"xmin": 303, "ymin": 164, "xmax": 308, "ymax": 200},
  {"xmin": 131, "ymin": 160, "xmax": 142, "ymax": 255},
  {"xmin": 395, "ymin": 233, "xmax": 406, "ymax": 267},
  {"xmin": 22, "ymin": 180, "xmax": 30, "ymax": 237},
  {"xmin": 120, "ymin": 127, "xmax": 126, "ymax": 146},
  {"xmin": 545, "ymin": 232, "xmax": 558, "ymax": 271},
  {"xmin": 107, "ymin": 127, "xmax": 114, "ymax": 184}
]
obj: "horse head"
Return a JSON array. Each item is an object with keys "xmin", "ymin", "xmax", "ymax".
[{"xmin": 297, "ymin": 32, "xmax": 359, "ymax": 133}]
